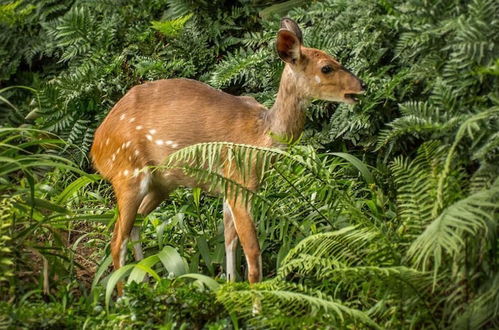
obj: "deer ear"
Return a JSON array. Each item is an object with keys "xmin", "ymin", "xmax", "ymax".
[
  {"xmin": 280, "ymin": 17, "xmax": 303, "ymax": 43},
  {"xmin": 276, "ymin": 29, "xmax": 301, "ymax": 64}
]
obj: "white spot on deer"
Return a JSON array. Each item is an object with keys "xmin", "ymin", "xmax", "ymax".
[
  {"xmin": 136, "ymin": 125, "xmax": 143, "ymax": 130},
  {"xmin": 165, "ymin": 140, "xmax": 173, "ymax": 145},
  {"xmin": 148, "ymin": 129, "xmax": 157, "ymax": 135},
  {"xmin": 129, "ymin": 117, "xmax": 136, "ymax": 123},
  {"xmin": 120, "ymin": 114, "xmax": 126, "ymax": 121},
  {"xmin": 155, "ymin": 139, "xmax": 164, "ymax": 145},
  {"xmin": 314, "ymin": 75, "xmax": 321, "ymax": 83},
  {"xmin": 134, "ymin": 150, "xmax": 140, "ymax": 156},
  {"xmin": 128, "ymin": 156, "xmax": 132, "ymax": 161},
  {"xmin": 146, "ymin": 134, "xmax": 153, "ymax": 141},
  {"xmin": 133, "ymin": 168, "xmax": 140, "ymax": 177},
  {"xmin": 123, "ymin": 169, "xmax": 129, "ymax": 176},
  {"xmin": 105, "ymin": 138, "xmax": 110, "ymax": 146},
  {"xmin": 112, "ymin": 154, "xmax": 116, "ymax": 161},
  {"xmin": 125, "ymin": 141, "xmax": 131, "ymax": 148},
  {"xmin": 171, "ymin": 143, "xmax": 179, "ymax": 148}
]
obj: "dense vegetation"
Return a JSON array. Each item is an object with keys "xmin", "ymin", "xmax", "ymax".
[{"xmin": 1, "ymin": 0, "xmax": 498, "ymax": 328}]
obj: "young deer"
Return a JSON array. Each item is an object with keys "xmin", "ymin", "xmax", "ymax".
[{"xmin": 91, "ymin": 18, "xmax": 365, "ymax": 292}]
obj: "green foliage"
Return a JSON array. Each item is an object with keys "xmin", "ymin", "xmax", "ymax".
[
  {"xmin": 104, "ymin": 245, "xmax": 190, "ymax": 309},
  {"xmin": 218, "ymin": 281, "xmax": 378, "ymax": 329},
  {"xmin": 0, "ymin": 278, "xmax": 228, "ymax": 329},
  {"xmin": 206, "ymin": 139, "xmax": 496, "ymax": 328},
  {"xmin": 0, "ymin": 300, "xmax": 82, "ymax": 329},
  {"xmin": 0, "ymin": 125, "xmax": 107, "ymax": 299},
  {"xmin": 1, "ymin": 0, "xmax": 498, "ymax": 328},
  {"xmin": 0, "ymin": 0, "xmax": 34, "ymax": 26},
  {"xmin": 156, "ymin": 96, "xmax": 496, "ymax": 327},
  {"xmin": 151, "ymin": 14, "xmax": 193, "ymax": 38},
  {"xmin": 0, "ymin": 0, "xmax": 262, "ymax": 162},
  {"xmin": 409, "ymin": 178, "xmax": 498, "ymax": 273},
  {"xmin": 105, "ymin": 279, "xmax": 227, "ymax": 329}
]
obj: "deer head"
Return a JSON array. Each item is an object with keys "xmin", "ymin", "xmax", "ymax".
[{"xmin": 276, "ymin": 18, "xmax": 366, "ymax": 104}]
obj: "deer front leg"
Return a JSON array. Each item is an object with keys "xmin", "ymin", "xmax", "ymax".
[
  {"xmin": 110, "ymin": 185, "xmax": 144, "ymax": 295},
  {"xmin": 224, "ymin": 200, "xmax": 239, "ymax": 281},
  {"xmin": 111, "ymin": 195, "xmax": 141, "ymax": 270},
  {"xmin": 130, "ymin": 190, "xmax": 168, "ymax": 262},
  {"xmin": 225, "ymin": 198, "xmax": 262, "ymax": 284}
]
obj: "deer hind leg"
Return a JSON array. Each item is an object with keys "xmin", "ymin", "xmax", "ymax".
[
  {"xmin": 225, "ymin": 198, "xmax": 262, "ymax": 284},
  {"xmin": 224, "ymin": 200, "xmax": 239, "ymax": 282},
  {"xmin": 130, "ymin": 189, "xmax": 167, "ymax": 261}
]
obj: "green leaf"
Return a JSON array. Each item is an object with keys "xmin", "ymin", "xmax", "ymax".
[
  {"xmin": 105, "ymin": 264, "xmax": 135, "ymax": 310},
  {"xmin": 331, "ymin": 152, "xmax": 375, "ymax": 185},
  {"xmin": 177, "ymin": 273, "xmax": 220, "ymax": 291},
  {"xmin": 127, "ymin": 255, "xmax": 162, "ymax": 284},
  {"xmin": 91, "ymin": 254, "xmax": 112, "ymax": 294},
  {"xmin": 156, "ymin": 246, "xmax": 188, "ymax": 276},
  {"xmin": 55, "ymin": 174, "xmax": 100, "ymax": 204},
  {"xmin": 151, "ymin": 14, "xmax": 193, "ymax": 38},
  {"xmin": 32, "ymin": 198, "xmax": 70, "ymax": 214},
  {"xmin": 196, "ymin": 236, "xmax": 214, "ymax": 274}
]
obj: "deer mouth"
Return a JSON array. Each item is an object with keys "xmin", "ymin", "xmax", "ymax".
[{"xmin": 343, "ymin": 92, "xmax": 364, "ymax": 104}]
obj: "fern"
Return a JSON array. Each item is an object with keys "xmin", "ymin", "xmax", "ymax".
[
  {"xmin": 452, "ymin": 272, "xmax": 499, "ymax": 329},
  {"xmin": 151, "ymin": 14, "xmax": 193, "ymax": 38},
  {"xmin": 217, "ymin": 281, "xmax": 379, "ymax": 329},
  {"xmin": 209, "ymin": 48, "xmax": 277, "ymax": 89},
  {"xmin": 408, "ymin": 178, "xmax": 498, "ymax": 274},
  {"xmin": 0, "ymin": 0, "xmax": 34, "ymax": 26},
  {"xmin": 389, "ymin": 142, "xmax": 445, "ymax": 243}
]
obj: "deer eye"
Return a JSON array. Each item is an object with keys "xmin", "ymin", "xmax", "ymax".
[{"xmin": 321, "ymin": 65, "xmax": 333, "ymax": 74}]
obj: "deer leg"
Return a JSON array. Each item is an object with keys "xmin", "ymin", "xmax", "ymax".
[
  {"xmin": 130, "ymin": 190, "xmax": 166, "ymax": 261},
  {"xmin": 224, "ymin": 200, "xmax": 239, "ymax": 282},
  {"xmin": 111, "ymin": 192, "xmax": 142, "ymax": 270},
  {"xmin": 225, "ymin": 199, "xmax": 261, "ymax": 284},
  {"xmin": 110, "ymin": 183, "xmax": 144, "ymax": 295},
  {"xmin": 129, "ymin": 227, "xmax": 143, "ymax": 261}
]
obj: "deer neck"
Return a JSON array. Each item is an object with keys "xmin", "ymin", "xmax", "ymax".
[{"xmin": 265, "ymin": 65, "xmax": 310, "ymax": 143}]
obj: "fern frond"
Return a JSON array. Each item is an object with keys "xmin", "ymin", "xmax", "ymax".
[
  {"xmin": 217, "ymin": 281, "xmax": 379, "ymax": 329},
  {"xmin": 151, "ymin": 14, "xmax": 193, "ymax": 38},
  {"xmin": 408, "ymin": 178, "xmax": 499, "ymax": 274},
  {"xmin": 282, "ymin": 226, "xmax": 382, "ymax": 267},
  {"xmin": 473, "ymin": 130, "xmax": 499, "ymax": 164},
  {"xmin": 280, "ymin": 252, "xmax": 429, "ymax": 291},
  {"xmin": 452, "ymin": 272, "xmax": 499, "ymax": 329},
  {"xmin": 469, "ymin": 163, "xmax": 499, "ymax": 193},
  {"xmin": 209, "ymin": 48, "xmax": 273, "ymax": 89},
  {"xmin": 389, "ymin": 142, "xmax": 445, "ymax": 243},
  {"xmin": 376, "ymin": 112, "xmax": 461, "ymax": 151},
  {"xmin": 47, "ymin": 6, "xmax": 97, "ymax": 62},
  {"xmin": 162, "ymin": 142, "xmax": 285, "ymax": 182},
  {"xmin": 434, "ymin": 107, "xmax": 499, "ymax": 213}
]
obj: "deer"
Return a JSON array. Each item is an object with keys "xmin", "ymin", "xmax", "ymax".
[{"xmin": 90, "ymin": 18, "xmax": 365, "ymax": 294}]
